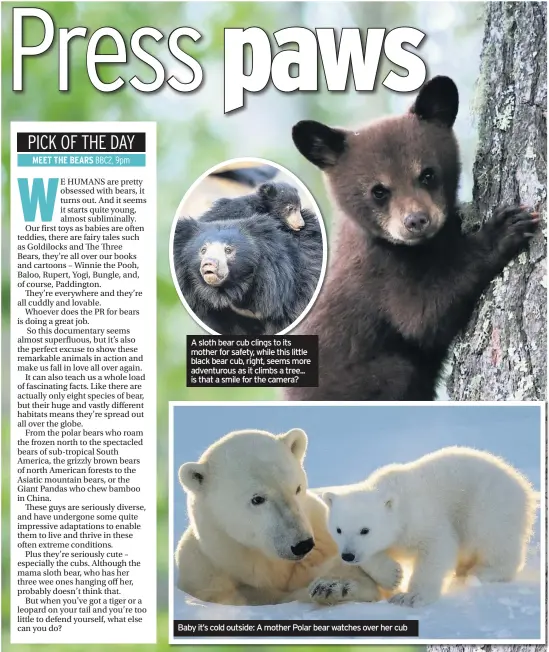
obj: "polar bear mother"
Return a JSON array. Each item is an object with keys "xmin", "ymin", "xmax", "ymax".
[
  {"xmin": 323, "ymin": 446, "xmax": 538, "ymax": 608},
  {"xmin": 175, "ymin": 428, "xmax": 383, "ymax": 606}
]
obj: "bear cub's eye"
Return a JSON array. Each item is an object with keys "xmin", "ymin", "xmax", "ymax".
[
  {"xmin": 419, "ymin": 167, "xmax": 436, "ymax": 187},
  {"xmin": 360, "ymin": 527, "xmax": 370, "ymax": 535},
  {"xmin": 371, "ymin": 184, "xmax": 391, "ymax": 202},
  {"xmin": 296, "ymin": 485, "xmax": 302, "ymax": 494},
  {"xmin": 224, "ymin": 245, "xmax": 234, "ymax": 255},
  {"xmin": 251, "ymin": 495, "xmax": 266, "ymax": 506},
  {"xmin": 199, "ymin": 245, "xmax": 207, "ymax": 255},
  {"xmin": 336, "ymin": 527, "xmax": 342, "ymax": 534}
]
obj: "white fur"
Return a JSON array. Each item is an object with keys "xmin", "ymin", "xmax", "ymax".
[
  {"xmin": 175, "ymin": 429, "xmax": 380, "ymax": 606},
  {"xmin": 323, "ymin": 446, "xmax": 538, "ymax": 607}
]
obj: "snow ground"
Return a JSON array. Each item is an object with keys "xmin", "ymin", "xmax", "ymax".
[
  {"xmin": 172, "ymin": 532, "xmax": 542, "ymax": 642},
  {"xmin": 171, "ymin": 405, "xmax": 544, "ymax": 642}
]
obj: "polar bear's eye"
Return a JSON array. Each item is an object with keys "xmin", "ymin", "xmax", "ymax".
[
  {"xmin": 251, "ymin": 495, "xmax": 266, "ymax": 506},
  {"xmin": 296, "ymin": 485, "xmax": 302, "ymax": 494},
  {"xmin": 360, "ymin": 528, "xmax": 370, "ymax": 535},
  {"xmin": 336, "ymin": 528, "xmax": 342, "ymax": 535}
]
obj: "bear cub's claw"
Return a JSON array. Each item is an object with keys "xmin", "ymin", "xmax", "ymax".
[
  {"xmin": 309, "ymin": 578, "xmax": 354, "ymax": 604},
  {"xmin": 488, "ymin": 204, "xmax": 540, "ymax": 249},
  {"xmin": 388, "ymin": 591, "xmax": 428, "ymax": 608}
]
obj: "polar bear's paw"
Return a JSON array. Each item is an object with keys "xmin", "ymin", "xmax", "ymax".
[
  {"xmin": 374, "ymin": 559, "xmax": 403, "ymax": 590},
  {"xmin": 309, "ymin": 578, "xmax": 354, "ymax": 605},
  {"xmin": 388, "ymin": 591, "xmax": 429, "ymax": 608}
]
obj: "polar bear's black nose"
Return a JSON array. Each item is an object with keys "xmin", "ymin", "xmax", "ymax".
[
  {"xmin": 291, "ymin": 537, "xmax": 315, "ymax": 557},
  {"xmin": 342, "ymin": 552, "xmax": 355, "ymax": 562}
]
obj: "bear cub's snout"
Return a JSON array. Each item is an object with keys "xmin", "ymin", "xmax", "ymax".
[{"xmin": 404, "ymin": 211, "xmax": 430, "ymax": 234}]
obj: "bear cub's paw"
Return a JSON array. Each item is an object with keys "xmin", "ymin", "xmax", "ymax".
[
  {"xmin": 309, "ymin": 578, "xmax": 355, "ymax": 605},
  {"xmin": 374, "ymin": 558, "xmax": 403, "ymax": 591},
  {"xmin": 485, "ymin": 204, "xmax": 540, "ymax": 258},
  {"xmin": 388, "ymin": 591, "xmax": 431, "ymax": 608}
]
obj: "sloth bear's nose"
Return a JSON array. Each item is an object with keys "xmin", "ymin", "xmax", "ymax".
[
  {"xmin": 291, "ymin": 537, "xmax": 315, "ymax": 557},
  {"xmin": 404, "ymin": 212, "xmax": 430, "ymax": 233},
  {"xmin": 202, "ymin": 258, "xmax": 219, "ymax": 270},
  {"xmin": 341, "ymin": 552, "xmax": 355, "ymax": 562}
]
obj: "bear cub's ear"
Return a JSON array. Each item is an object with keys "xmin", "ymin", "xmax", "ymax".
[
  {"xmin": 321, "ymin": 491, "xmax": 336, "ymax": 507},
  {"xmin": 278, "ymin": 428, "xmax": 308, "ymax": 462},
  {"xmin": 410, "ymin": 76, "xmax": 459, "ymax": 128},
  {"xmin": 384, "ymin": 495, "xmax": 397, "ymax": 510},
  {"xmin": 292, "ymin": 120, "xmax": 347, "ymax": 169},
  {"xmin": 179, "ymin": 462, "xmax": 207, "ymax": 492},
  {"xmin": 257, "ymin": 182, "xmax": 278, "ymax": 200}
]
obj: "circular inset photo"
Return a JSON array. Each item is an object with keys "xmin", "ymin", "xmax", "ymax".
[{"xmin": 170, "ymin": 158, "xmax": 327, "ymax": 336}]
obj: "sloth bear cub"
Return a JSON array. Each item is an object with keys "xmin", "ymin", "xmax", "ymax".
[
  {"xmin": 173, "ymin": 183, "xmax": 323, "ymax": 335},
  {"xmin": 201, "ymin": 181, "xmax": 305, "ymax": 231}
]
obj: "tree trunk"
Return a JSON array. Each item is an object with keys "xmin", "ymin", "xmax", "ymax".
[{"xmin": 447, "ymin": 1, "xmax": 547, "ymax": 400}]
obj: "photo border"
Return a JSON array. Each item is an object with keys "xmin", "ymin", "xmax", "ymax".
[
  {"xmin": 168, "ymin": 400, "xmax": 547, "ymax": 646},
  {"xmin": 168, "ymin": 157, "xmax": 329, "ymax": 336}
]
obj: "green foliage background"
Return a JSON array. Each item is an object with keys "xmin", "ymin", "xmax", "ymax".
[{"xmin": 1, "ymin": 1, "xmax": 483, "ymax": 649}]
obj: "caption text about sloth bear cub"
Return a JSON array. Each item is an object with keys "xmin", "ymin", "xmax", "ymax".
[{"xmin": 187, "ymin": 335, "xmax": 318, "ymax": 387}]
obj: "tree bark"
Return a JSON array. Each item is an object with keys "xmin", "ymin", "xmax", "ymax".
[{"xmin": 447, "ymin": 1, "xmax": 547, "ymax": 400}]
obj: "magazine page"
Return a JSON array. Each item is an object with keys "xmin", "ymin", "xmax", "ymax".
[{"xmin": 2, "ymin": 1, "xmax": 547, "ymax": 651}]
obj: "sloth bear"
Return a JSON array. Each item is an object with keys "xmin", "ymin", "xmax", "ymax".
[
  {"xmin": 173, "ymin": 186, "xmax": 323, "ymax": 335},
  {"xmin": 284, "ymin": 75, "xmax": 540, "ymax": 401},
  {"xmin": 201, "ymin": 181, "xmax": 305, "ymax": 231}
]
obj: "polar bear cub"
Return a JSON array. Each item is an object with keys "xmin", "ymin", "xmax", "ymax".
[{"xmin": 322, "ymin": 446, "xmax": 538, "ymax": 607}]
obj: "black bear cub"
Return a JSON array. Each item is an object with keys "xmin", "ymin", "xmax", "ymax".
[
  {"xmin": 201, "ymin": 181, "xmax": 305, "ymax": 231},
  {"xmin": 173, "ymin": 187, "xmax": 323, "ymax": 335},
  {"xmin": 285, "ymin": 76, "xmax": 539, "ymax": 401}
]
